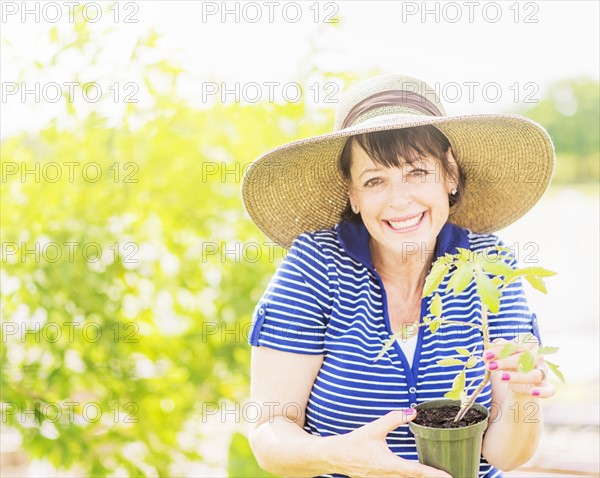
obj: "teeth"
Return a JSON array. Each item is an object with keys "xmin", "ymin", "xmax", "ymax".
[{"xmin": 388, "ymin": 213, "xmax": 423, "ymax": 230}]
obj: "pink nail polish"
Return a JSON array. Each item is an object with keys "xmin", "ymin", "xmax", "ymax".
[
  {"xmin": 501, "ymin": 373, "xmax": 510, "ymax": 381},
  {"xmin": 489, "ymin": 361, "xmax": 498, "ymax": 371},
  {"xmin": 532, "ymin": 389, "xmax": 540, "ymax": 396},
  {"xmin": 484, "ymin": 352, "xmax": 495, "ymax": 360},
  {"xmin": 404, "ymin": 408, "xmax": 416, "ymax": 415}
]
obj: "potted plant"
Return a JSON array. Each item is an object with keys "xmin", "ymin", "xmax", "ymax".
[{"xmin": 376, "ymin": 245, "xmax": 563, "ymax": 477}]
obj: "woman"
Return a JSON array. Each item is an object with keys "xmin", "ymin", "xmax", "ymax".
[{"xmin": 241, "ymin": 74, "xmax": 555, "ymax": 477}]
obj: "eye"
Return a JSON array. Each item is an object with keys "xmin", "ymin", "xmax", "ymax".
[
  {"xmin": 409, "ymin": 168, "xmax": 429, "ymax": 176},
  {"xmin": 363, "ymin": 177, "xmax": 383, "ymax": 187}
]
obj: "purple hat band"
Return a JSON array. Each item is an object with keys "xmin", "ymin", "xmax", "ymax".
[{"xmin": 341, "ymin": 90, "xmax": 443, "ymax": 129}]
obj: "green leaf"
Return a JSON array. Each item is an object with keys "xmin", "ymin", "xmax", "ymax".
[
  {"xmin": 447, "ymin": 263, "xmax": 474, "ymax": 295},
  {"xmin": 525, "ymin": 275, "xmax": 548, "ymax": 294},
  {"xmin": 495, "ymin": 245, "xmax": 513, "ymax": 254},
  {"xmin": 491, "ymin": 276, "xmax": 503, "ymax": 288},
  {"xmin": 466, "ymin": 356, "xmax": 478, "ymax": 369},
  {"xmin": 444, "ymin": 389, "xmax": 461, "ymax": 400},
  {"xmin": 423, "ymin": 261, "xmax": 449, "ymax": 297},
  {"xmin": 476, "ymin": 273, "xmax": 501, "ymax": 313},
  {"xmin": 445, "ymin": 370, "xmax": 466, "ymax": 399},
  {"xmin": 518, "ymin": 350, "xmax": 536, "ymax": 373},
  {"xmin": 479, "ymin": 256, "xmax": 514, "ymax": 278},
  {"xmin": 538, "ymin": 346, "xmax": 559, "ymax": 355},
  {"xmin": 505, "ymin": 267, "xmax": 557, "ymax": 292},
  {"xmin": 437, "ymin": 358, "xmax": 464, "ymax": 366},
  {"xmin": 519, "ymin": 267, "xmax": 558, "ymax": 278},
  {"xmin": 430, "ymin": 293, "xmax": 442, "ymax": 317},
  {"xmin": 456, "ymin": 248, "xmax": 472, "ymax": 262},
  {"xmin": 499, "ymin": 343, "xmax": 516, "ymax": 359},
  {"xmin": 546, "ymin": 360, "xmax": 566, "ymax": 382},
  {"xmin": 429, "ymin": 321, "xmax": 441, "ymax": 334},
  {"xmin": 374, "ymin": 331, "xmax": 403, "ymax": 362},
  {"xmin": 456, "ymin": 347, "xmax": 471, "ymax": 357}
]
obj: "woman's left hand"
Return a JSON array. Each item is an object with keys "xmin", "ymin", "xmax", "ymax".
[{"xmin": 483, "ymin": 336, "xmax": 556, "ymax": 399}]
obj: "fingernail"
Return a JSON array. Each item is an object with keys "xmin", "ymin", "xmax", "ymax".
[
  {"xmin": 501, "ymin": 373, "xmax": 510, "ymax": 381},
  {"xmin": 532, "ymin": 389, "xmax": 540, "ymax": 396},
  {"xmin": 484, "ymin": 352, "xmax": 495, "ymax": 360},
  {"xmin": 488, "ymin": 361, "xmax": 498, "ymax": 371},
  {"xmin": 404, "ymin": 408, "xmax": 416, "ymax": 415}
]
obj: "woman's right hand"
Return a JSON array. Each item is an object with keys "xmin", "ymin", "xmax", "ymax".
[{"xmin": 331, "ymin": 409, "xmax": 451, "ymax": 478}]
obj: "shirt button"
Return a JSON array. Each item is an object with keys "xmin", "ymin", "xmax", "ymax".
[
  {"xmin": 410, "ymin": 402, "xmax": 417, "ymax": 408},
  {"xmin": 409, "ymin": 387, "xmax": 417, "ymax": 394},
  {"xmin": 258, "ymin": 308, "xmax": 265, "ymax": 315}
]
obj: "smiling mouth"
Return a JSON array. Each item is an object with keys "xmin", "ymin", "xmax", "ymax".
[{"xmin": 384, "ymin": 212, "xmax": 425, "ymax": 231}]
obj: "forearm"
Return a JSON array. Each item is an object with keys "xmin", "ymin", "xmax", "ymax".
[
  {"xmin": 250, "ymin": 416, "xmax": 344, "ymax": 477},
  {"xmin": 482, "ymin": 389, "xmax": 542, "ymax": 470}
]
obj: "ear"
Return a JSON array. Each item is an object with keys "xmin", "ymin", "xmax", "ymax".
[
  {"xmin": 445, "ymin": 147, "xmax": 459, "ymax": 191},
  {"xmin": 348, "ymin": 188, "xmax": 358, "ymax": 212}
]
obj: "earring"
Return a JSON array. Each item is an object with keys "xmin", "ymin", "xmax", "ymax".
[
  {"xmin": 449, "ymin": 188, "xmax": 458, "ymax": 207},
  {"xmin": 351, "ymin": 204, "xmax": 359, "ymax": 214}
]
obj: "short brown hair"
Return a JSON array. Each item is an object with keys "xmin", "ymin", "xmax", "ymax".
[{"xmin": 338, "ymin": 125, "xmax": 466, "ymax": 222}]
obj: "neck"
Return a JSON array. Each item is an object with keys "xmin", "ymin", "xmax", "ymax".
[{"xmin": 370, "ymin": 239, "xmax": 435, "ymax": 300}]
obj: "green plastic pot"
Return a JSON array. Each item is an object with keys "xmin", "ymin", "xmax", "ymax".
[{"xmin": 408, "ymin": 400, "xmax": 489, "ymax": 478}]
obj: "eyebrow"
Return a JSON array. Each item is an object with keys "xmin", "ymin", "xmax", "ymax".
[{"xmin": 359, "ymin": 168, "xmax": 383, "ymax": 180}]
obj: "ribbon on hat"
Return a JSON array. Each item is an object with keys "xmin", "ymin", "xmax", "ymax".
[{"xmin": 342, "ymin": 90, "xmax": 443, "ymax": 129}]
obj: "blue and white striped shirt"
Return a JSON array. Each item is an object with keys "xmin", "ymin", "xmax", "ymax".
[{"xmin": 249, "ymin": 220, "xmax": 540, "ymax": 478}]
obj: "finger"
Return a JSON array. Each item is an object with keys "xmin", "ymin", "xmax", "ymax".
[
  {"xmin": 487, "ymin": 353, "xmax": 543, "ymax": 372},
  {"xmin": 367, "ymin": 409, "xmax": 416, "ymax": 436},
  {"xmin": 506, "ymin": 381, "xmax": 556, "ymax": 399},
  {"xmin": 484, "ymin": 340, "xmax": 538, "ymax": 361},
  {"xmin": 529, "ymin": 382, "xmax": 556, "ymax": 399},
  {"xmin": 484, "ymin": 345, "xmax": 526, "ymax": 362},
  {"xmin": 495, "ymin": 368, "xmax": 546, "ymax": 385}
]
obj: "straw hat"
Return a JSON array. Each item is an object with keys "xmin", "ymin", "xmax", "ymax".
[{"xmin": 241, "ymin": 74, "xmax": 555, "ymax": 248}]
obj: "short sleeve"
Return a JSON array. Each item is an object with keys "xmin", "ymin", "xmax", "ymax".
[
  {"xmin": 484, "ymin": 238, "xmax": 542, "ymax": 344},
  {"xmin": 248, "ymin": 233, "xmax": 332, "ymax": 354}
]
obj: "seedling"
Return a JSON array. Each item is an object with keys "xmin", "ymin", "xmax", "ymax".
[{"xmin": 377, "ymin": 245, "xmax": 563, "ymax": 423}]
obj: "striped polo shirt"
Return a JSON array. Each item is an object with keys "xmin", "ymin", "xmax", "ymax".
[{"xmin": 249, "ymin": 220, "xmax": 540, "ymax": 478}]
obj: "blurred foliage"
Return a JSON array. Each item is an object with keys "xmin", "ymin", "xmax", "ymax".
[
  {"xmin": 1, "ymin": 16, "xmax": 336, "ymax": 477},
  {"xmin": 520, "ymin": 78, "xmax": 600, "ymax": 183},
  {"xmin": 1, "ymin": 12, "xmax": 598, "ymax": 478}
]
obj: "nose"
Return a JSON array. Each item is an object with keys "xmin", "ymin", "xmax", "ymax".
[{"xmin": 387, "ymin": 177, "xmax": 413, "ymax": 210}]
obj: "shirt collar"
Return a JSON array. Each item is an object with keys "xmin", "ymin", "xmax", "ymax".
[{"xmin": 337, "ymin": 219, "xmax": 469, "ymax": 272}]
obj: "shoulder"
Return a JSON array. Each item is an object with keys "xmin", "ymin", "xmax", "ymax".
[
  {"xmin": 292, "ymin": 226, "xmax": 339, "ymax": 251},
  {"xmin": 288, "ymin": 225, "xmax": 346, "ymax": 266},
  {"xmin": 463, "ymin": 228, "xmax": 518, "ymax": 269},
  {"xmin": 465, "ymin": 229, "xmax": 507, "ymax": 252}
]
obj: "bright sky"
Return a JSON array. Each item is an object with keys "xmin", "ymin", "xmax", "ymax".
[{"xmin": 1, "ymin": 1, "xmax": 599, "ymax": 138}]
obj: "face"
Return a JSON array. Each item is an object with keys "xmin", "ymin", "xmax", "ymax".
[{"xmin": 348, "ymin": 141, "xmax": 457, "ymax": 260}]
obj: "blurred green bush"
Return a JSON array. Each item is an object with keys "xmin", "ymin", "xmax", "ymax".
[
  {"xmin": 1, "ymin": 20, "xmax": 335, "ymax": 476},
  {"xmin": 521, "ymin": 78, "xmax": 600, "ymax": 183}
]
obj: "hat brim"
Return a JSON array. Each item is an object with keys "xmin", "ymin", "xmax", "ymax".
[{"xmin": 241, "ymin": 113, "xmax": 555, "ymax": 248}]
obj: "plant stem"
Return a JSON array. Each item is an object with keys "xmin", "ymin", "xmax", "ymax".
[
  {"xmin": 455, "ymin": 370, "xmax": 490, "ymax": 422},
  {"xmin": 454, "ymin": 304, "xmax": 489, "ymax": 422}
]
